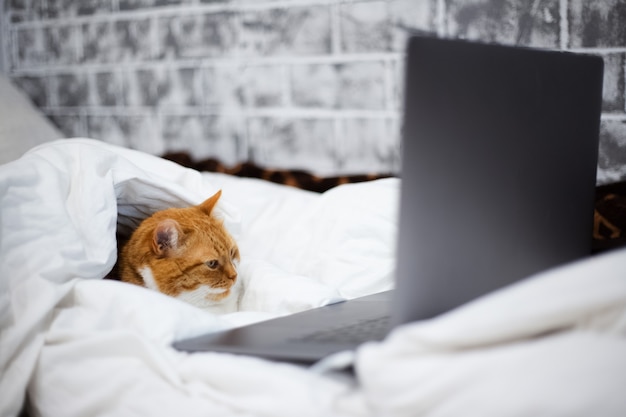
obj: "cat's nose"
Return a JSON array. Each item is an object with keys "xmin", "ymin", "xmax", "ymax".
[{"xmin": 226, "ymin": 264, "xmax": 237, "ymax": 282}]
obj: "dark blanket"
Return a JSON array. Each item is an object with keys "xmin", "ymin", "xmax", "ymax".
[
  {"xmin": 594, "ymin": 181, "xmax": 626, "ymax": 253},
  {"xmin": 163, "ymin": 152, "xmax": 626, "ymax": 255}
]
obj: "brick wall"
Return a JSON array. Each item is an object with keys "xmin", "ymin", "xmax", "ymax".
[{"xmin": 1, "ymin": 0, "xmax": 625, "ymax": 183}]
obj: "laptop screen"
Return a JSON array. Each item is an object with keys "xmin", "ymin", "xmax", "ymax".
[{"xmin": 393, "ymin": 36, "xmax": 604, "ymax": 324}]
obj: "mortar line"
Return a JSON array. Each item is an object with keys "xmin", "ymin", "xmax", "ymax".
[{"xmin": 559, "ymin": 0, "xmax": 569, "ymax": 50}]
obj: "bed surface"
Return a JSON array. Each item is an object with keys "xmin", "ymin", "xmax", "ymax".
[{"xmin": 1, "ymin": 139, "xmax": 625, "ymax": 417}]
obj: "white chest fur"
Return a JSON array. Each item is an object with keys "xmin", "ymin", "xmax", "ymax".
[{"xmin": 138, "ymin": 266, "xmax": 241, "ymax": 314}]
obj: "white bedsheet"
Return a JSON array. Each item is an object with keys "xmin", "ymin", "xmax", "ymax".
[{"xmin": 1, "ymin": 139, "xmax": 625, "ymax": 417}]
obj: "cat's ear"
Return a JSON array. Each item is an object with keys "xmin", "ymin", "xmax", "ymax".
[
  {"xmin": 198, "ymin": 190, "xmax": 222, "ymax": 216},
  {"xmin": 152, "ymin": 219, "xmax": 181, "ymax": 257}
]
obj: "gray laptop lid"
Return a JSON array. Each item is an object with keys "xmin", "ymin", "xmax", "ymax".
[
  {"xmin": 173, "ymin": 36, "xmax": 604, "ymax": 362},
  {"xmin": 393, "ymin": 36, "xmax": 603, "ymax": 325}
]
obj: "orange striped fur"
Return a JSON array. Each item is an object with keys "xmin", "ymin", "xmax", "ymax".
[{"xmin": 119, "ymin": 190, "xmax": 241, "ymax": 311}]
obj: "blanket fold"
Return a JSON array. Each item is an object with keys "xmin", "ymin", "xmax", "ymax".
[
  {"xmin": 0, "ymin": 139, "xmax": 227, "ymax": 416},
  {"xmin": 356, "ymin": 248, "xmax": 626, "ymax": 416}
]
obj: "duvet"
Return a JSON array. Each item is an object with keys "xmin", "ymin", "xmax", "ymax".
[{"xmin": 1, "ymin": 139, "xmax": 625, "ymax": 417}]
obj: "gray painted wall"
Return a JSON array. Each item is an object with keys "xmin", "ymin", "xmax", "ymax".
[
  {"xmin": 0, "ymin": 32, "xmax": 3, "ymax": 73},
  {"xmin": 0, "ymin": 1, "xmax": 5, "ymax": 74},
  {"xmin": 1, "ymin": 0, "xmax": 625, "ymax": 183}
]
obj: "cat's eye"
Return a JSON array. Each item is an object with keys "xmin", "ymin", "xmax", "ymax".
[{"xmin": 205, "ymin": 260, "xmax": 219, "ymax": 269}]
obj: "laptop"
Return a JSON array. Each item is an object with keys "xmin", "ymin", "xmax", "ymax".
[{"xmin": 173, "ymin": 36, "xmax": 604, "ymax": 363}]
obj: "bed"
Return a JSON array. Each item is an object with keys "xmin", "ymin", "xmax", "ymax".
[{"xmin": 1, "ymin": 76, "xmax": 626, "ymax": 417}]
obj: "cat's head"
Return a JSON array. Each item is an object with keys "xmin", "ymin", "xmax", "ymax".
[{"xmin": 121, "ymin": 190, "xmax": 241, "ymax": 309}]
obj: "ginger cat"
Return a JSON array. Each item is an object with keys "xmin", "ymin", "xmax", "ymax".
[{"xmin": 119, "ymin": 190, "xmax": 241, "ymax": 313}]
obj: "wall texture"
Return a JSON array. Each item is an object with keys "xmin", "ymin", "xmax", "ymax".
[
  {"xmin": 1, "ymin": 0, "xmax": 625, "ymax": 183},
  {"xmin": 0, "ymin": 19, "xmax": 5, "ymax": 72}
]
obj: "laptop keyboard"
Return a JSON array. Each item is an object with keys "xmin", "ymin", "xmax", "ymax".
[{"xmin": 290, "ymin": 316, "xmax": 390, "ymax": 344}]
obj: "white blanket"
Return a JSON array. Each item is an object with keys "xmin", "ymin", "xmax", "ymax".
[{"xmin": 1, "ymin": 139, "xmax": 625, "ymax": 417}]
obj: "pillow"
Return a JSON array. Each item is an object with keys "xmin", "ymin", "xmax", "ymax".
[{"xmin": 0, "ymin": 74, "xmax": 63, "ymax": 165}]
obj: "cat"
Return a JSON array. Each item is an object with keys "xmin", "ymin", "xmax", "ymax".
[{"xmin": 119, "ymin": 190, "xmax": 242, "ymax": 313}]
